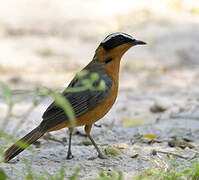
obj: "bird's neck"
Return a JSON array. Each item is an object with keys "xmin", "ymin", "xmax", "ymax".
[
  {"xmin": 104, "ymin": 57, "xmax": 120, "ymax": 86},
  {"xmin": 91, "ymin": 53, "xmax": 121, "ymax": 86}
]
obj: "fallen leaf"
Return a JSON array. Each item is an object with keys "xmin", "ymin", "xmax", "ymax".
[
  {"xmin": 131, "ymin": 154, "xmax": 139, "ymax": 158},
  {"xmin": 121, "ymin": 117, "xmax": 148, "ymax": 128},
  {"xmin": 114, "ymin": 143, "xmax": 128, "ymax": 149},
  {"xmin": 104, "ymin": 146, "xmax": 122, "ymax": 156},
  {"xmin": 142, "ymin": 134, "xmax": 157, "ymax": 140},
  {"xmin": 166, "ymin": 153, "xmax": 171, "ymax": 159},
  {"xmin": 141, "ymin": 134, "xmax": 161, "ymax": 144}
]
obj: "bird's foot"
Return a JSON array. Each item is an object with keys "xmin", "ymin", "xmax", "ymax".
[
  {"xmin": 98, "ymin": 153, "xmax": 107, "ymax": 159},
  {"xmin": 88, "ymin": 153, "xmax": 107, "ymax": 160},
  {"xmin": 66, "ymin": 152, "xmax": 74, "ymax": 160}
]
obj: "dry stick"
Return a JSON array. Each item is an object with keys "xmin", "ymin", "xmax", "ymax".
[
  {"xmin": 43, "ymin": 133, "xmax": 65, "ymax": 145},
  {"xmin": 155, "ymin": 150, "xmax": 190, "ymax": 160},
  {"xmin": 156, "ymin": 153, "xmax": 169, "ymax": 171},
  {"xmin": 148, "ymin": 154, "xmax": 169, "ymax": 171}
]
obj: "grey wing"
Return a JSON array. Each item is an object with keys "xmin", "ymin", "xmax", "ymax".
[{"xmin": 40, "ymin": 73, "xmax": 112, "ymax": 131}]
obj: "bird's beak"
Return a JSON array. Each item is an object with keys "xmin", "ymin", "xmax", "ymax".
[{"xmin": 130, "ymin": 39, "xmax": 147, "ymax": 45}]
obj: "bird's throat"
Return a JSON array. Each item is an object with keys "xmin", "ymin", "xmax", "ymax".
[{"xmin": 104, "ymin": 57, "xmax": 120, "ymax": 85}]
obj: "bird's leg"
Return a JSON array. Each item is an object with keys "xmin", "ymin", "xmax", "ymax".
[
  {"xmin": 66, "ymin": 128, "xmax": 74, "ymax": 159},
  {"xmin": 85, "ymin": 124, "xmax": 106, "ymax": 159}
]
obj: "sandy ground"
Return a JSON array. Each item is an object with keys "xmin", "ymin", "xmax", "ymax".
[{"xmin": 0, "ymin": 0, "xmax": 199, "ymax": 179}]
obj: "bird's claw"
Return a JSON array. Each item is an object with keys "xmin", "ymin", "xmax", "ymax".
[
  {"xmin": 98, "ymin": 154, "xmax": 107, "ymax": 159},
  {"xmin": 88, "ymin": 154, "xmax": 107, "ymax": 160},
  {"xmin": 66, "ymin": 153, "xmax": 74, "ymax": 160}
]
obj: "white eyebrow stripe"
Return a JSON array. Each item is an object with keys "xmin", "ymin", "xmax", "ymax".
[{"xmin": 102, "ymin": 32, "xmax": 134, "ymax": 43}]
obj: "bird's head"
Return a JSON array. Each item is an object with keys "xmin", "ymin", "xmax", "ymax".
[{"xmin": 95, "ymin": 32, "xmax": 146, "ymax": 63}]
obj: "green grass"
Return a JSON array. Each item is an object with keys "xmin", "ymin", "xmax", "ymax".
[
  {"xmin": 133, "ymin": 159, "xmax": 199, "ymax": 180},
  {"xmin": 0, "ymin": 78, "xmax": 199, "ymax": 179}
]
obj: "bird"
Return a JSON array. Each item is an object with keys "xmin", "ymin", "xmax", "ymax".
[{"xmin": 4, "ymin": 32, "xmax": 146, "ymax": 162}]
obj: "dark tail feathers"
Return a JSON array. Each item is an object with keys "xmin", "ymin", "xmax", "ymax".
[{"xmin": 4, "ymin": 126, "xmax": 44, "ymax": 163}]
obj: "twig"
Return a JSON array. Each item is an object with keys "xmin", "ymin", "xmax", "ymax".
[
  {"xmin": 154, "ymin": 150, "xmax": 190, "ymax": 160},
  {"xmin": 148, "ymin": 154, "xmax": 168, "ymax": 171},
  {"xmin": 43, "ymin": 134, "xmax": 65, "ymax": 145}
]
